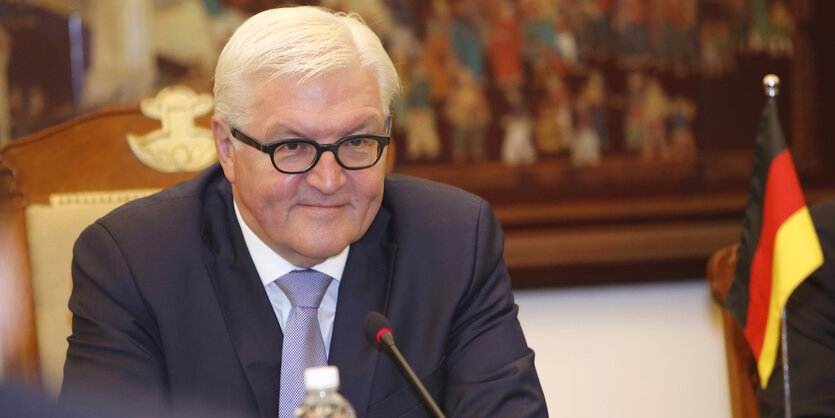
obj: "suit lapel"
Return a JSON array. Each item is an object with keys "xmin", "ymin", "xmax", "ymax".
[
  {"xmin": 201, "ymin": 179, "xmax": 283, "ymax": 418},
  {"xmin": 329, "ymin": 205, "xmax": 396, "ymax": 416}
]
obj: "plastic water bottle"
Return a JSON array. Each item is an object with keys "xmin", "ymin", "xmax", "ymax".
[{"xmin": 295, "ymin": 366, "xmax": 357, "ymax": 418}]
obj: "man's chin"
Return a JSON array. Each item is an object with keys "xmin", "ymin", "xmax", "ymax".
[{"xmin": 292, "ymin": 241, "xmax": 350, "ymax": 265}]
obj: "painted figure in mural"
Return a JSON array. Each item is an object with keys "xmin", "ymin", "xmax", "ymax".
[
  {"xmin": 404, "ymin": 63, "xmax": 441, "ymax": 161},
  {"xmin": 572, "ymin": 73, "xmax": 606, "ymax": 167},
  {"xmin": 570, "ymin": 126, "xmax": 601, "ymax": 167},
  {"xmin": 749, "ymin": 0, "xmax": 770, "ymax": 50},
  {"xmin": 388, "ymin": 26, "xmax": 441, "ymax": 162},
  {"xmin": 569, "ymin": 75, "xmax": 603, "ymax": 167},
  {"xmin": 422, "ymin": 6, "xmax": 455, "ymax": 104},
  {"xmin": 501, "ymin": 88, "xmax": 536, "ymax": 167},
  {"xmin": 640, "ymin": 76, "xmax": 671, "ymax": 160},
  {"xmin": 623, "ymin": 71, "xmax": 645, "ymax": 153},
  {"xmin": 748, "ymin": 0, "xmax": 794, "ymax": 57},
  {"xmin": 700, "ymin": 20, "xmax": 736, "ymax": 77},
  {"xmin": 668, "ymin": 96, "xmax": 697, "ymax": 162},
  {"xmin": 389, "ymin": 27, "xmax": 412, "ymax": 146},
  {"xmin": 723, "ymin": 0, "xmax": 750, "ymax": 49},
  {"xmin": 585, "ymin": 0, "xmax": 614, "ymax": 58},
  {"xmin": 579, "ymin": 71, "xmax": 608, "ymax": 151},
  {"xmin": 614, "ymin": 0, "xmax": 650, "ymax": 59},
  {"xmin": 555, "ymin": 13, "xmax": 579, "ymax": 67},
  {"xmin": 449, "ymin": 0, "xmax": 486, "ymax": 80},
  {"xmin": 651, "ymin": 0, "xmax": 698, "ymax": 75},
  {"xmin": 764, "ymin": 0, "xmax": 794, "ymax": 56},
  {"xmin": 445, "ymin": 67, "xmax": 490, "ymax": 164},
  {"xmin": 388, "ymin": 26, "xmax": 420, "ymax": 78},
  {"xmin": 535, "ymin": 73, "xmax": 573, "ymax": 154},
  {"xmin": 487, "ymin": 0, "xmax": 524, "ymax": 96},
  {"xmin": 519, "ymin": 0, "xmax": 563, "ymax": 84}
]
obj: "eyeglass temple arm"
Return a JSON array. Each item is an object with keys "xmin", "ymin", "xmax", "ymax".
[{"xmin": 230, "ymin": 128, "xmax": 271, "ymax": 153}]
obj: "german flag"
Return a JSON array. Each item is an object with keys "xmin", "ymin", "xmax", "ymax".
[{"xmin": 726, "ymin": 90, "xmax": 823, "ymax": 388}]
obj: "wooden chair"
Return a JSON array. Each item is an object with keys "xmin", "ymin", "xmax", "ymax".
[
  {"xmin": 706, "ymin": 243, "xmax": 760, "ymax": 418},
  {"xmin": 0, "ymin": 86, "xmax": 214, "ymax": 395}
]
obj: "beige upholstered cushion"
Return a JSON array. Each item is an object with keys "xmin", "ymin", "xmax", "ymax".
[{"xmin": 24, "ymin": 189, "xmax": 158, "ymax": 395}]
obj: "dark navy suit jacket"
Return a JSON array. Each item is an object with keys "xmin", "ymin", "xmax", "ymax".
[{"xmin": 60, "ymin": 164, "xmax": 547, "ymax": 417}]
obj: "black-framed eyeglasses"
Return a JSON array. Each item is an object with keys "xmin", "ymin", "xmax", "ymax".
[{"xmin": 229, "ymin": 120, "xmax": 391, "ymax": 174}]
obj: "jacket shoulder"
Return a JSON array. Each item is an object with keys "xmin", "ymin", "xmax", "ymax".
[
  {"xmin": 383, "ymin": 174, "xmax": 483, "ymax": 214},
  {"xmin": 86, "ymin": 164, "xmax": 229, "ymax": 247},
  {"xmin": 382, "ymin": 174, "xmax": 494, "ymax": 242}
]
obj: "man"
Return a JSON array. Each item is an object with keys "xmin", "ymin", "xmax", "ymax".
[
  {"xmin": 60, "ymin": 6, "xmax": 547, "ymax": 418},
  {"xmin": 758, "ymin": 199, "xmax": 835, "ymax": 417}
]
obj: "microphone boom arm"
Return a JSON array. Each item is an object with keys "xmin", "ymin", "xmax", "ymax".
[
  {"xmin": 364, "ymin": 312, "xmax": 446, "ymax": 418},
  {"xmin": 379, "ymin": 333, "xmax": 446, "ymax": 418}
]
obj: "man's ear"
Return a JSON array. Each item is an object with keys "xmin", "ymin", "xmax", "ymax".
[{"xmin": 212, "ymin": 115, "xmax": 236, "ymax": 183}]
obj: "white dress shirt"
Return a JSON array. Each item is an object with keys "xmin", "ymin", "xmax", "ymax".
[{"xmin": 234, "ymin": 201, "xmax": 347, "ymax": 355}]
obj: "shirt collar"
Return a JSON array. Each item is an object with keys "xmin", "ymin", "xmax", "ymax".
[{"xmin": 233, "ymin": 200, "xmax": 349, "ymax": 286}]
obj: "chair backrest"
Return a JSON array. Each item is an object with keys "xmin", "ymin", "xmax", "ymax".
[
  {"xmin": 0, "ymin": 86, "xmax": 214, "ymax": 394},
  {"xmin": 706, "ymin": 243, "xmax": 760, "ymax": 418}
]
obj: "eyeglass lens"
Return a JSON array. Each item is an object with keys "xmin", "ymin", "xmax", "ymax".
[{"xmin": 273, "ymin": 137, "xmax": 382, "ymax": 172}]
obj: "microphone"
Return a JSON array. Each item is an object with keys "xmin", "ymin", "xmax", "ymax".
[{"xmin": 363, "ymin": 312, "xmax": 446, "ymax": 418}]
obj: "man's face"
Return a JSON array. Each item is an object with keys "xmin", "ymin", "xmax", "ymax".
[{"xmin": 212, "ymin": 68, "xmax": 388, "ymax": 268}]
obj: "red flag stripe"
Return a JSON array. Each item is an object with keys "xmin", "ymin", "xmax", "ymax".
[{"xmin": 744, "ymin": 150, "xmax": 806, "ymax": 358}]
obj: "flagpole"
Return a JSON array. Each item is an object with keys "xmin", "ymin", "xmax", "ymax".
[
  {"xmin": 763, "ymin": 73, "xmax": 792, "ymax": 418},
  {"xmin": 781, "ymin": 308, "xmax": 791, "ymax": 418}
]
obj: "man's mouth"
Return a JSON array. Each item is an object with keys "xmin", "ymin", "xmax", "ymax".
[{"xmin": 300, "ymin": 203, "xmax": 345, "ymax": 210}]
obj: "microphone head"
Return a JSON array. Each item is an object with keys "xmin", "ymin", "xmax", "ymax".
[{"xmin": 364, "ymin": 311, "xmax": 393, "ymax": 345}]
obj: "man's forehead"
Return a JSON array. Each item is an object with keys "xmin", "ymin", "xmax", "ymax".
[
  {"xmin": 265, "ymin": 115, "xmax": 384, "ymax": 140},
  {"xmin": 252, "ymin": 69, "xmax": 378, "ymax": 102},
  {"xmin": 244, "ymin": 69, "xmax": 384, "ymax": 135}
]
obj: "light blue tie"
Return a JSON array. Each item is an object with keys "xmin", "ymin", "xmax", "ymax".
[{"xmin": 275, "ymin": 269, "xmax": 332, "ymax": 418}]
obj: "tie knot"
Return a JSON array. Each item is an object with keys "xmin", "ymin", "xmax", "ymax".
[{"xmin": 275, "ymin": 269, "xmax": 332, "ymax": 308}]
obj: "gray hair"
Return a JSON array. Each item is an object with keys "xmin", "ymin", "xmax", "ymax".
[{"xmin": 213, "ymin": 6, "xmax": 400, "ymax": 129}]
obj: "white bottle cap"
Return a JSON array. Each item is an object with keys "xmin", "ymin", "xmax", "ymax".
[{"xmin": 304, "ymin": 366, "xmax": 340, "ymax": 390}]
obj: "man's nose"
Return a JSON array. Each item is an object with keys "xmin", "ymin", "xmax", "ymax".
[{"xmin": 305, "ymin": 150, "xmax": 347, "ymax": 194}]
